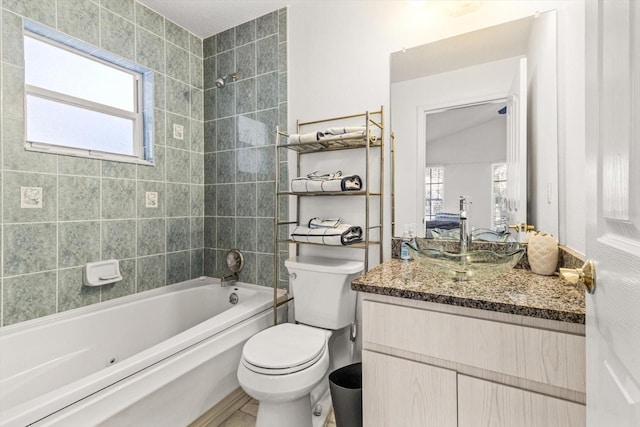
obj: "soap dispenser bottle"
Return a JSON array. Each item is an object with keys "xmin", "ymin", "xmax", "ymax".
[{"xmin": 400, "ymin": 224, "xmax": 415, "ymax": 260}]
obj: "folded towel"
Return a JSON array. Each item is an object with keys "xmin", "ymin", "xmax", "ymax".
[
  {"xmin": 291, "ymin": 171, "xmax": 362, "ymax": 192},
  {"xmin": 291, "ymin": 223, "xmax": 363, "ymax": 245},
  {"xmin": 306, "ymin": 171, "xmax": 342, "ymax": 180},
  {"xmin": 324, "ymin": 127, "xmax": 366, "ymax": 135},
  {"xmin": 319, "ymin": 130, "xmax": 366, "ymax": 141},
  {"xmin": 287, "ymin": 127, "xmax": 368, "ymax": 145},
  {"xmin": 308, "ymin": 217, "xmax": 341, "ymax": 228}
]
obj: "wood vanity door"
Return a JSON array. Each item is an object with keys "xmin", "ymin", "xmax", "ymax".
[
  {"xmin": 585, "ymin": 0, "xmax": 640, "ymax": 425},
  {"xmin": 362, "ymin": 350, "xmax": 457, "ymax": 427},
  {"xmin": 458, "ymin": 375, "xmax": 585, "ymax": 427}
]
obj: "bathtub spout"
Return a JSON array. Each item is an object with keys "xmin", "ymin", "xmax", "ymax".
[{"xmin": 221, "ymin": 273, "xmax": 238, "ymax": 287}]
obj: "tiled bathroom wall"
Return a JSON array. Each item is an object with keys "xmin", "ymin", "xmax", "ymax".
[
  {"xmin": 0, "ymin": 0, "xmax": 206, "ymax": 326},
  {"xmin": 0, "ymin": 1, "xmax": 288, "ymax": 327},
  {"xmin": 202, "ymin": 9, "xmax": 288, "ymax": 288}
]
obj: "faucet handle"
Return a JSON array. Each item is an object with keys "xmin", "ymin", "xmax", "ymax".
[{"xmin": 508, "ymin": 223, "xmax": 535, "ymax": 233}]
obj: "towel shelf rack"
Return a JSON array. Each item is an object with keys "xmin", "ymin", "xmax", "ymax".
[{"xmin": 273, "ymin": 107, "xmax": 384, "ymax": 308}]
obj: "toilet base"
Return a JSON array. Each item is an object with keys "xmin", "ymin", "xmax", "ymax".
[{"xmin": 256, "ymin": 395, "xmax": 312, "ymax": 427}]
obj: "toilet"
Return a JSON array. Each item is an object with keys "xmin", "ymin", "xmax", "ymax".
[{"xmin": 237, "ymin": 256, "xmax": 364, "ymax": 427}]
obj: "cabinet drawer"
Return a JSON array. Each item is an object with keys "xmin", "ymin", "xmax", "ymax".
[
  {"xmin": 363, "ymin": 300, "xmax": 585, "ymax": 392},
  {"xmin": 458, "ymin": 374, "xmax": 586, "ymax": 427},
  {"xmin": 363, "ymin": 350, "xmax": 457, "ymax": 427}
]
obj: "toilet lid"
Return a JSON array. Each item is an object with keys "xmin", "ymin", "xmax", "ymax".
[{"xmin": 242, "ymin": 323, "xmax": 327, "ymax": 374}]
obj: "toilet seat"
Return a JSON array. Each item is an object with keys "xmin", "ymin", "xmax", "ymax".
[{"xmin": 242, "ymin": 323, "xmax": 327, "ymax": 375}]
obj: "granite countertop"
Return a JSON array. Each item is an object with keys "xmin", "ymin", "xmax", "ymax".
[{"xmin": 352, "ymin": 259, "xmax": 586, "ymax": 324}]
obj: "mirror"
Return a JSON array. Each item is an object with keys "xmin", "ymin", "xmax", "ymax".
[
  {"xmin": 391, "ymin": 11, "xmax": 559, "ymax": 239},
  {"xmin": 424, "ymin": 99, "xmax": 508, "ymax": 236}
]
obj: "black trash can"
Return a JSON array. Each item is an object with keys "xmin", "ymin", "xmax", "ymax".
[{"xmin": 329, "ymin": 362, "xmax": 362, "ymax": 427}]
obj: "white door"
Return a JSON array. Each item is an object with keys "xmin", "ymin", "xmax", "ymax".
[
  {"xmin": 506, "ymin": 57, "xmax": 527, "ymax": 227},
  {"xmin": 585, "ymin": 1, "xmax": 640, "ymax": 425}
]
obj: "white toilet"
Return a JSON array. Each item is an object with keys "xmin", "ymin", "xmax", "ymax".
[{"xmin": 237, "ymin": 256, "xmax": 364, "ymax": 427}]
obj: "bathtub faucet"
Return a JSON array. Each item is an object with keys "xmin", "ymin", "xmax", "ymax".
[{"xmin": 221, "ymin": 273, "xmax": 238, "ymax": 287}]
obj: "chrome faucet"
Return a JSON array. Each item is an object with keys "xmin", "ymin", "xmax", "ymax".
[
  {"xmin": 459, "ymin": 196, "xmax": 471, "ymax": 254},
  {"xmin": 220, "ymin": 272, "xmax": 238, "ymax": 287}
]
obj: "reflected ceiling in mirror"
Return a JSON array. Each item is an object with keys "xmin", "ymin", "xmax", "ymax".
[{"xmin": 390, "ymin": 16, "xmax": 533, "ymax": 84}]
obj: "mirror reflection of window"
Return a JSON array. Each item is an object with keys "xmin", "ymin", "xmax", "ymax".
[
  {"xmin": 425, "ymin": 166, "xmax": 444, "ymax": 222},
  {"xmin": 492, "ymin": 163, "xmax": 508, "ymax": 230}
]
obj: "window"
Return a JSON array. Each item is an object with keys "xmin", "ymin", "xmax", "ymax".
[
  {"xmin": 492, "ymin": 163, "xmax": 508, "ymax": 228},
  {"xmin": 23, "ymin": 21, "xmax": 154, "ymax": 164},
  {"xmin": 425, "ymin": 166, "xmax": 444, "ymax": 222}
]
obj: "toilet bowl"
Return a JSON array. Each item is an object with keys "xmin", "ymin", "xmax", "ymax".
[
  {"xmin": 237, "ymin": 256, "xmax": 364, "ymax": 427},
  {"xmin": 238, "ymin": 324, "xmax": 331, "ymax": 426}
]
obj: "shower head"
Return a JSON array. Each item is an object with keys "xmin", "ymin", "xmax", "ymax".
[{"xmin": 215, "ymin": 72, "xmax": 238, "ymax": 88}]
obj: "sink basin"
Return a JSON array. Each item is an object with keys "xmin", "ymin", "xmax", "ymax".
[
  {"xmin": 431, "ymin": 228, "xmax": 512, "ymax": 242},
  {"xmin": 406, "ymin": 242, "xmax": 525, "ymax": 281}
]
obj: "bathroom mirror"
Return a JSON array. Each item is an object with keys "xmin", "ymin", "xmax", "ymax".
[
  {"xmin": 391, "ymin": 11, "xmax": 559, "ymax": 239},
  {"xmin": 423, "ymin": 99, "xmax": 508, "ymax": 237}
]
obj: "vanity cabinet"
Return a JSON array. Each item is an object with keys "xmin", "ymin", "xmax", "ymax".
[
  {"xmin": 363, "ymin": 351, "xmax": 457, "ymax": 427},
  {"xmin": 362, "ymin": 295, "xmax": 586, "ymax": 426},
  {"xmin": 457, "ymin": 375, "xmax": 585, "ymax": 427}
]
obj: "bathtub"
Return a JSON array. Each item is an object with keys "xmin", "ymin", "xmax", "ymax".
[{"xmin": 0, "ymin": 277, "xmax": 284, "ymax": 426}]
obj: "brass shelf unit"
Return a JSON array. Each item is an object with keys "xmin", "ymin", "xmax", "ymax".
[{"xmin": 273, "ymin": 108, "xmax": 384, "ymax": 319}]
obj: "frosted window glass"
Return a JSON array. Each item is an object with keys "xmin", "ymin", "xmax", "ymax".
[
  {"xmin": 24, "ymin": 35, "xmax": 135, "ymax": 112},
  {"xmin": 26, "ymin": 95, "xmax": 135, "ymax": 155}
]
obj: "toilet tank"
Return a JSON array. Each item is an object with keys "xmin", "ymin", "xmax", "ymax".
[{"xmin": 285, "ymin": 256, "xmax": 364, "ymax": 330}]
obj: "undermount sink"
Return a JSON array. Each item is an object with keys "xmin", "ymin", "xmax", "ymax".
[{"xmin": 406, "ymin": 242, "xmax": 525, "ymax": 282}]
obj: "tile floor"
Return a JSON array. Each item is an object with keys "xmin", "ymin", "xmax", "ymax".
[{"xmin": 219, "ymin": 399, "xmax": 336, "ymax": 427}]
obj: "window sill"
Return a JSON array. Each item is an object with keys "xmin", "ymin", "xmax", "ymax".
[{"xmin": 25, "ymin": 141, "xmax": 155, "ymax": 166}]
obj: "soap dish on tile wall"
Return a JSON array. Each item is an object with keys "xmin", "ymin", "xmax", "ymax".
[{"xmin": 84, "ymin": 259, "xmax": 122, "ymax": 286}]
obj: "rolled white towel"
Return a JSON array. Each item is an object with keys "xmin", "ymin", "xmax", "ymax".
[
  {"xmin": 287, "ymin": 131, "xmax": 323, "ymax": 144},
  {"xmin": 290, "ymin": 172, "xmax": 362, "ymax": 193},
  {"xmin": 318, "ymin": 131, "xmax": 364, "ymax": 140},
  {"xmin": 291, "ymin": 223, "xmax": 363, "ymax": 245},
  {"xmin": 288, "ymin": 127, "xmax": 368, "ymax": 145},
  {"xmin": 324, "ymin": 127, "xmax": 366, "ymax": 135}
]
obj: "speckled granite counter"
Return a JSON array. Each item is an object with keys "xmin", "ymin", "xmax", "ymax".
[{"xmin": 352, "ymin": 259, "xmax": 585, "ymax": 324}]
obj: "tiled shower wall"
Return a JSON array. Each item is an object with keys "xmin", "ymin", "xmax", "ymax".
[
  {"xmin": 0, "ymin": 0, "xmax": 206, "ymax": 326},
  {"xmin": 202, "ymin": 9, "xmax": 288, "ymax": 288},
  {"xmin": 0, "ymin": 1, "xmax": 288, "ymax": 327}
]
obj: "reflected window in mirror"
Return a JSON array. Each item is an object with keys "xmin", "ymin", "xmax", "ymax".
[
  {"xmin": 492, "ymin": 163, "xmax": 508, "ymax": 230},
  {"xmin": 425, "ymin": 166, "xmax": 444, "ymax": 222}
]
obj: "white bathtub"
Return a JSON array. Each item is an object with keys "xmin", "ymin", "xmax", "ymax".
[{"xmin": 0, "ymin": 277, "xmax": 283, "ymax": 427}]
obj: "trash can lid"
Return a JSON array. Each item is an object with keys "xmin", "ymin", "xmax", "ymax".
[{"xmin": 243, "ymin": 323, "xmax": 327, "ymax": 373}]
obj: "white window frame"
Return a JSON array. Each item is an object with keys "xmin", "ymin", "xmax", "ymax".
[
  {"xmin": 425, "ymin": 165, "xmax": 445, "ymax": 223},
  {"xmin": 23, "ymin": 23, "xmax": 154, "ymax": 165},
  {"xmin": 491, "ymin": 162, "xmax": 508, "ymax": 229}
]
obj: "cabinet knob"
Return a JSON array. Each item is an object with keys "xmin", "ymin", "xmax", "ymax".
[{"xmin": 559, "ymin": 260, "xmax": 596, "ymax": 294}]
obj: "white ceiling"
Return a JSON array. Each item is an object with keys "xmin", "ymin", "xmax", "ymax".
[
  {"xmin": 426, "ymin": 101, "xmax": 506, "ymax": 143},
  {"xmin": 390, "ymin": 14, "xmax": 533, "ymax": 83},
  {"xmin": 137, "ymin": 0, "xmax": 294, "ymax": 39}
]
